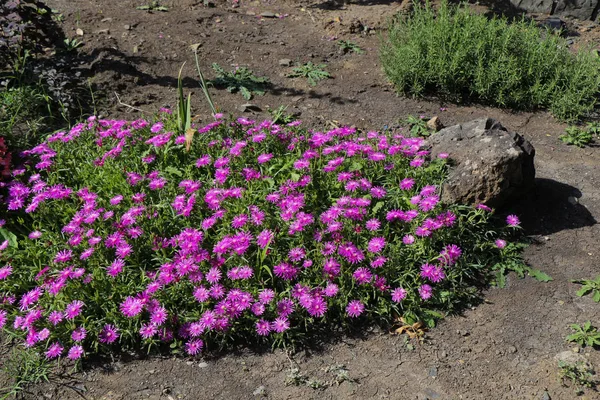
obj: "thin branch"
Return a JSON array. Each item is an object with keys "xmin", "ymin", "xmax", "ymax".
[{"xmin": 114, "ymin": 92, "xmax": 151, "ymax": 114}]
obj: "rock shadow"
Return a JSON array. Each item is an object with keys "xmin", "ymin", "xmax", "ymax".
[{"xmin": 506, "ymin": 178, "xmax": 596, "ymax": 236}]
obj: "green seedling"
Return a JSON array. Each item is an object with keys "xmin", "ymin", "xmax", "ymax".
[
  {"xmin": 288, "ymin": 62, "xmax": 331, "ymax": 86},
  {"xmin": 566, "ymin": 321, "xmax": 600, "ymax": 348},
  {"xmin": 209, "ymin": 64, "xmax": 270, "ymax": 100}
]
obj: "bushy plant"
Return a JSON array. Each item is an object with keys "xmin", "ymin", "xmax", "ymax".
[
  {"xmin": 380, "ymin": 0, "xmax": 600, "ymax": 122},
  {"xmin": 0, "ymin": 112, "xmax": 526, "ymax": 362},
  {"xmin": 0, "ymin": 0, "xmax": 62, "ymax": 71}
]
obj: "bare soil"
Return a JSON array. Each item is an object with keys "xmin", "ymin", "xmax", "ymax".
[{"xmin": 4, "ymin": 0, "xmax": 600, "ymax": 399}]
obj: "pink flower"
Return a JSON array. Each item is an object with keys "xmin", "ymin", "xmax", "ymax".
[
  {"xmin": 506, "ymin": 214, "xmax": 520, "ymax": 227},
  {"xmin": 65, "ymin": 300, "xmax": 84, "ymax": 319},
  {"xmin": 391, "ymin": 288, "xmax": 407, "ymax": 302},
  {"xmin": 420, "ymin": 263, "xmax": 445, "ymax": 283},
  {"xmin": 271, "ymin": 317, "xmax": 290, "ymax": 333},
  {"xmin": 402, "ymin": 234, "xmax": 415, "ymax": 245},
  {"xmin": 346, "ymin": 300, "xmax": 365, "ymax": 318},
  {"xmin": 257, "ymin": 153, "xmax": 273, "ymax": 164},
  {"xmin": 120, "ymin": 296, "xmax": 143, "ymax": 318},
  {"xmin": 67, "ymin": 345, "xmax": 84, "ymax": 360},
  {"xmin": 419, "ymin": 284, "xmax": 433, "ymax": 300},
  {"xmin": 400, "ymin": 178, "xmax": 415, "ymax": 190},
  {"xmin": 71, "ymin": 327, "xmax": 87, "ymax": 342},
  {"xmin": 45, "ymin": 343, "xmax": 63, "ymax": 359},
  {"xmin": 99, "ymin": 324, "xmax": 119, "ymax": 344},
  {"xmin": 353, "ymin": 267, "xmax": 372, "ymax": 284},
  {"xmin": 256, "ymin": 319, "xmax": 271, "ymax": 336},
  {"xmin": 495, "ymin": 239, "xmax": 507, "ymax": 249},
  {"xmin": 367, "ymin": 237, "xmax": 386, "ymax": 253},
  {"xmin": 29, "ymin": 231, "xmax": 42, "ymax": 239},
  {"xmin": 185, "ymin": 339, "xmax": 204, "ymax": 355}
]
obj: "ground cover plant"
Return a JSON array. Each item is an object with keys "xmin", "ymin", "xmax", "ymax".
[
  {"xmin": 573, "ymin": 275, "xmax": 600, "ymax": 302},
  {"xmin": 209, "ymin": 63, "xmax": 270, "ymax": 101},
  {"xmin": 0, "ymin": 107, "xmax": 531, "ymax": 368},
  {"xmin": 380, "ymin": 0, "xmax": 600, "ymax": 122},
  {"xmin": 288, "ymin": 62, "xmax": 332, "ymax": 86}
]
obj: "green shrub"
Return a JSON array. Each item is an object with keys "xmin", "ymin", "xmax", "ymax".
[{"xmin": 380, "ymin": 1, "xmax": 600, "ymax": 122}]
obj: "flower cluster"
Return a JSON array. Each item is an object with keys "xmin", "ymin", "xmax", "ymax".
[{"xmin": 0, "ymin": 112, "xmax": 521, "ymax": 361}]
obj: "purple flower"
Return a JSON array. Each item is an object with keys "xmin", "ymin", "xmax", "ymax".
[
  {"xmin": 185, "ymin": 339, "xmax": 204, "ymax": 355},
  {"xmin": 420, "ymin": 263, "xmax": 445, "ymax": 283},
  {"xmin": 67, "ymin": 345, "xmax": 84, "ymax": 360},
  {"xmin": 506, "ymin": 214, "xmax": 520, "ymax": 227},
  {"xmin": 402, "ymin": 234, "xmax": 415, "ymax": 245},
  {"xmin": 29, "ymin": 231, "xmax": 42, "ymax": 239},
  {"xmin": 271, "ymin": 317, "xmax": 290, "ymax": 333},
  {"xmin": 99, "ymin": 324, "xmax": 119, "ymax": 344},
  {"xmin": 256, "ymin": 319, "xmax": 271, "ymax": 336},
  {"xmin": 65, "ymin": 300, "xmax": 84, "ymax": 319},
  {"xmin": 391, "ymin": 288, "xmax": 407, "ymax": 302},
  {"xmin": 419, "ymin": 284, "xmax": 433, "ymax": 300},
  {"xmin": 400, "ymin": 178, "xmax": 415, "ymax": 190},
  {"xmin": 120, "ymin": 296, "xmax": 143, "ymax": 318},
  {"xmin": 346, "ymin": 300, "xmax": 365, "ymax": 318},
  {"xmin": 495, "ymin": 239, "xmax": 507, "ymax": 249},
  {"xmin": 367, "ymin": 237, "xmax": 386, "ymax": 253},
  {"xmin": 45, "ymin": 343, "xmax": 63, "ymax": 359},
  {"xmin": 54, "ymin": 249, "xmax": 73, "ymax": 263}
]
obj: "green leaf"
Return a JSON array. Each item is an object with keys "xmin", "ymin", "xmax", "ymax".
[
  {"xmin": 593, "ymin": 290, "xmax": 600, "ymax": 303},
  {"xmin": 576, "ymin": 287, "xmax": 593, "ymax": 297},
  {"xmin": 495, "ymin": 270, "xmax": 506, "ymax": 288},
  {"xmin": 348, "ymin": 161, "xmax": 362, "ymax": 172},
  {"xmin": 528, "ymin": 268, "xmax": 552, "ymax": 282},
  {"xmin": 240, "ymin": 86, "xmax": 252, "ymax": 100},
  {"xmin": 0, "ymin": 228, "xmax": 18, "ymax": 249},
  {"xmin": 371, "ymin": 201, "xmax": 385, "ymax": 214},
  {"xmin": 164, "ymin": 166, "xmax": 183, "ymax": 177}
]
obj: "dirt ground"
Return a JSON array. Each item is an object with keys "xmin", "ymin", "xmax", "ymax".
[{"xmin": 3, "ymin": 0, "xmax": 600, "ymax": 398}]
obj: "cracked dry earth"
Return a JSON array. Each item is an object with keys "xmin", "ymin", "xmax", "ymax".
[{"xmin": 3, "ymin": 0, "xmax": 600, "ymax": 399}]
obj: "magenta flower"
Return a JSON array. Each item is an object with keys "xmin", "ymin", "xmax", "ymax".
[
  {"xmin": 346, "ymin": 300, "xmax": 365, "ymax": 318},
  {"xmin": 185, "ymin": 339, "xmax": 204, "ymax": 355},
  {"xmin": 506, "ymin": 214, "xmax": 520, "ymax": 227},
  {"xmin": 257, "ymin": 153, "xmax": 273, "ymax": 164},
  {"xmin": 419, "ymin": 284, "xmax": 433, "ymax": 300},
  {"xmin": 99, "ymin": 324, "xmax": 119, "ymax": 344},
  {"xmin": 258, "ymin": 289, "xmax": 276, "ymax": 304},
  {"xmin": 120, "ymin": 296, "xmax": 143, "ymax": 318},
  {"xmin": 71, "ymin": 327, "xmax": 87, "ymax": 342},
  {"xmin": 67, "ymin": 345, "xmax": 84, "ymax": 360},
  {"xmin": 29, "ymin": 231, "xmax": 42, "ymax": 239},
  {"xmin": 400, "ymin": 178, "xmax": 415, "ymax": 190},
  {"xmin": 391, "ymin": 288, "xmax": 407, "ymax": 302},
  {"xmin": 353, "ymin": 267, "xmax": 373, "ymax": 284},
  {"xmin": 53, "ymin": 249, "xmax": 73, "ymax": 263},
  {"xmin": 420, "ymin": 263, "xmax": 445, "ymax": 283},
  {"xmin": 271, "ymin": 317, "xmax": 290, "ymax": 333},
  {"xmin": 0, "ymin": 265, "xmax": 13, "ymax": 280},
  {"xmin": 256, "ymin": 319, "xmax": 271, "ymax": 336},
  {"xmin": 495, "ymin": 239, "xmax": 507, "ymax": 249},
  {"xmin": 64, "ymin": 300, "xmax": 84, "ymax": 319},
  {"xmin": 45, "ymin": 343, "xmax": 63, "ymax": 359},
  {"xmin": 367, "ymin": 237, "xmax": 386, "ymax": 253}
]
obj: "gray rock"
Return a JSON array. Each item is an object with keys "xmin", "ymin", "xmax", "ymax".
[
  {"xmin": 253, "ymin": 385, "xmax": 266, "ymax": 396},
  {"xmin": 427, "ymin": 118, "xmax": 535, "ymax": 208},
  {"xmin": 510, "ymin": 0, "xmax": 599, "ymax": 21},
  {"xmin": 260, "ymin": 11, "xmax": 277, "ymax": 18},
  {"xmin": 279, "ymin": 58, "xmax": 292, "ymax": 67}
]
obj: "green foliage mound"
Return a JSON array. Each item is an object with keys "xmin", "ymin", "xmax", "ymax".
[{"xmin": 380, "ymin": 1, "xmax": 600, "ymax": 121}]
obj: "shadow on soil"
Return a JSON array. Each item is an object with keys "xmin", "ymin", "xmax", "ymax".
[{"xmin": 510, "ymin": 178, "xmax": 596, "ymax": 236}]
